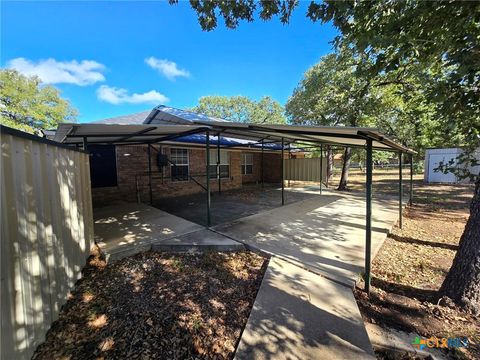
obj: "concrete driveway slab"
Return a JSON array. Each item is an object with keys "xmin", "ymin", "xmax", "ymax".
[
  {"xmin": 94, "ymin": 203, "xmax": 244, "ymax": 261},
  {"xmin": 235, "ymin": 258, "xmax": 375, "ymax": 360},
  {"xmin": 214, "ymin": 190, "xmax": 399, "ymax": 286}
]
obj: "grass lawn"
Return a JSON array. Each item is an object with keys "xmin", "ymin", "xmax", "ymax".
[
  {"xmin": 33, "ymin": 250, "xmax": 267, "ymax": 360},
  {"xmin": 337, "ymin": 169, "xmax": 479, "ymax": 359}
]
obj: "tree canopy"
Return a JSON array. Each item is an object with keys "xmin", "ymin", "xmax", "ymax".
[
  {"xmin": 191, "ymin": 95, "xmax": 286, "ymax": 124},
  {"xmin": 286, "ymin": 49, "xmax": 382, "ymax": 129},
  {"xmin": 178, "ymin": 0, "xmax": 480, "ymax": 311},
  {"xmin": 0, "ymin": 69, "xmax": 77, "ymax": 133},
  {"xmin": 179, "ymin": 0, "xmax": 479, "ymax": 148}
]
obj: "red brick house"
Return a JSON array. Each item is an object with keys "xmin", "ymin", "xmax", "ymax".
[{"xmin": 87, "ymin": 106, "xmax": 283, "ymax": 207}]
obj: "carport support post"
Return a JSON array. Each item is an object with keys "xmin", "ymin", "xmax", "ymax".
[
  {"xmin": 148, "ymin": 144, "xmax": 153, "ymax": 205},
  {"xmin": 206, "ymin": 130, "xmax": 211, "ymax": 227},
  {"xmin": 365, "ymin": 139, "xmax": 373, "ymax": 295},
  {"xmin": 399, "ymin": 152, "xmax": 403, "ymax": 229},
  {"xmin": 281, "ymin": 137, "xmax": 285, "ymax": 205},
  {"xmin": 320, "ymin": 144, "xmax": 323, "ymax": 195},
  {"xmin": 409, "ymin": 154, "xmax": 413, "ymax": 205},
  {"xmin": 261, "ymin": 140, "xmax": 264, "ymax": 188},
  {"xmin": 288, "ymin": 143, "xmax": 291, "ymax": 187},
  {"xmin": 82, "ymin": 136, "xmax": 88, "ymax": 151},
  {"xmin": 217, "ymin": 134, "xmax": 221, "ymax": 194}
]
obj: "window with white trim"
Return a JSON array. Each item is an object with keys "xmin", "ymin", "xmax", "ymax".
[
  {"xmin": 170, "ymin": 148, "xmax": 189, "ymax": 181},
  {"xmin": 242, "ymin": 153, "xmax": 253, "ymax": 175},
  {"xmin": 209, "ymin": 149, "xmax": 230, "ymax": 179}
]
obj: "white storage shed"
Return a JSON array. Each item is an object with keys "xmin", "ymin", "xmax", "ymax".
[{"xmin": 424, "ymin": 147, "xmax": 480, "ymax": 183}]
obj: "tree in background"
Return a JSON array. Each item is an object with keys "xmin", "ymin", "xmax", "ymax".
[
  {"xmin": 286, "ymin": 49, "xmax": 390, "ymax": 190},
  {"xmin": 178, "ymin": 0, "xmax": 480, "ymax": 312},
  {"xmin": 191, "ymin": 95, "xmax": 286, "ymax": 124},
  {"xmin": 0, "ymin": 69, "xmax": 77, "ymax": 133}
]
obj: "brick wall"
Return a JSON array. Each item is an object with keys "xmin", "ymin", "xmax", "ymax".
[{"xmin": 91, "ymin": 144, "xmax": 282, "ymax": 207}]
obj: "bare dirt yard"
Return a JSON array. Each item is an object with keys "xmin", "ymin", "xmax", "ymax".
[
  {"xmin": 335, "ymin": 169, "xmax": 479, "ymax": 359},
  {"xmin": 33, "ymin": 250, "xmax": 268, "ymax": 360}
]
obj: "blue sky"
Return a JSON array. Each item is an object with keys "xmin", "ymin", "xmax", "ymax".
[{"xmin": 1, "ymin": 1, "xmax": 337, "ymax": 123}]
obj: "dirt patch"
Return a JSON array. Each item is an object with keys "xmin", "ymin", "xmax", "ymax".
[
  {"xmin": 33, "ymin": 249, "xmax": 268, "ymax": 360},
  {"xmin": 349, "ymin": 176, "xmax": 478, "ymax": 359}
]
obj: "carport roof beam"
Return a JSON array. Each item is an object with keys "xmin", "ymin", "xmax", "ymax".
[
  {"xmin": 54, "ymin": 123, "xmax": 210, "ymax": 145},
  {"xmin": 52, "ymin": 122, "xmax": 415, "ymax": 155},
  {"xmin": 190, "ymin": 121, "xmax": 416, "ymax": 154}
]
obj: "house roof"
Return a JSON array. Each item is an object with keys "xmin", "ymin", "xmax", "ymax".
[
  {"xmin": 91, "ymin": 110, "xmax": 151, "ymax": 125},
  {"xmin": 144, "ymin": 105, "xmax": 227, "ymax": 125},
  {"xmin": 86, "ymin": 106, "xmax": 224, "ymax": 126}
]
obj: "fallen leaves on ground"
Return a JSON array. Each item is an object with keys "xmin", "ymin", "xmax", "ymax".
[
  {"xmin": 33, "ymin": 250, "xmax": 267, "ymax": 360},
  {"xmin": 347, "ymin": 173, "xmax": 478, "ymax": 360}
]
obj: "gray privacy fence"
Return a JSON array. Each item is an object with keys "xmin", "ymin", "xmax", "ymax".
[
  {"xmin": 1, "ymin": 126, "xmax": 94, "ymax": 359},
  {"xmin": 285, "ymin": 157, "xmax": 327, "ymax": 183}
]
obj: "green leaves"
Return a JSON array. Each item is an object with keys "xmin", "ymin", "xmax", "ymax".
[
  {"xmin": 0, "ymin": 69, "xmax": 77, "ymax": 133},
  {"xmin": 191, "ymin": 95, "xmax": 286, "ymax": 124},
  {"xmin": 285, "ymin": 48, "xmax": 380, "ymax": 128}
]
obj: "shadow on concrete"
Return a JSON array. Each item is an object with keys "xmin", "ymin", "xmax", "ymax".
[
  {"xmin": 215, "ymin": 190, "xmax": 400, "ymax": 285},
  {"xmin": 235, "ymin": 259, "xmax": 375, "ymax": 360}
]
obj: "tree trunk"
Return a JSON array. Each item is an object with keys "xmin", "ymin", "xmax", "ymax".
[
  {"xmin": 440, "ymin": 176, "xmax": 480, "ymax": 314},
  {"xmin": 337, "ymin": 147, "xmax": 352, "ymax": 191},
  {"xmin": 326, "ymin": 145, "xmax": 333, "ymax": 187}
]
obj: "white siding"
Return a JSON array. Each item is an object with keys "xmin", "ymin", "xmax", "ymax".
[{"xmin": 424, "ymin": 148, "xmax": 480, "ymax": 183}]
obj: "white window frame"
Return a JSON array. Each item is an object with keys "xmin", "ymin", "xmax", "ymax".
[
  {"xmin": 170, "ymin": 148, "xmax": 189, "ymax": 181},
  {"xmin": 242, "ymin": 153, "xmax": 253, "ymax": 175},
  {"xmin": 209, "ymin": 149, "xmax": 230, "ymax": 178}
]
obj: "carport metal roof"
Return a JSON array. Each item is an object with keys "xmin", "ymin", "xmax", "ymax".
[
  {"xmin": 53, "ymin": 123, "xmax": 209, "ymax": 145},
  {"xmin": 53, "ymin": 122, "xmax": 415, "ymax": 154},
  {"xmin": 52, "ymin": 119, "xmax": 415, "ymax": 297},
  {"xmin": 191, "ymin": 121, "xmax": 416, "ymax": 154}
]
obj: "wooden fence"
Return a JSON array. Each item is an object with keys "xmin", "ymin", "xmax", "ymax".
[
  {"xmin": 285, "ymin": 157, "xmax": 327, "ymax": 183},
  {"xmin": 1, "ymin": 126, "xmax": 94, "ymax": 359}
]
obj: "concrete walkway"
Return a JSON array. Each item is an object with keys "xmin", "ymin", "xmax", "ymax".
[
  {"xmin": 235, "ymin": 258, "xmax": 375, "ymax": 360},
  {"xmin": 94, "ymin": 203, "xmax": 243, "ymax": 261},
  {"xmin": 223, "ymin": 189, "xmax": 401, "ymax": 359},
  {"xmin": 214, "ymin": 189, "xmax": 399, "ymax": 286}
]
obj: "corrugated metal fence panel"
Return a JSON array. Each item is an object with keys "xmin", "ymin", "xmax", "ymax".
[
  {"xmin": 1, "ymin": 132, "xmax": 94, "ymax": 360},
  {"xmin": 285, "ymin": 157, "xmax": 327, "ymax": 183}
]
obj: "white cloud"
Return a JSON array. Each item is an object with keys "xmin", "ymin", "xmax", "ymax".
[
  {"xmin": 97, "ymin": 85, "xmax": 169, "ymax": 105},
  {"xmin": 7, "ymin": 57, "xmax": 106, "ymax": 86},
  {"xmin": 145, "ymin": 57, "xmax": 190, "ymax": 80}
]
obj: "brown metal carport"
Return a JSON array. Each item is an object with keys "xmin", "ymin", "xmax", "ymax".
[{"xmin": 53, "ymin": 121, "xmax": 416, "ymax": 294}]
